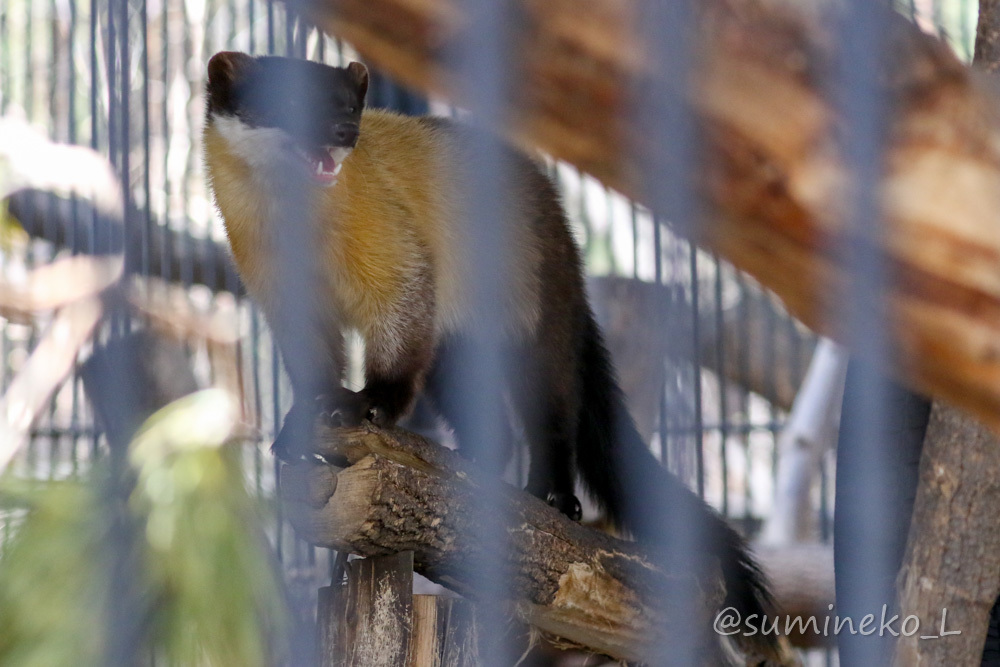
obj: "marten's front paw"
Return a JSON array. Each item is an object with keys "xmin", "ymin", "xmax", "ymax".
[
  {"xmin": 545, "ymin": 492, "xmax": 583, "ymax": 522},
  {"xmin": 272, "ymin": 400, "xmax": 317, "ymax": 462},
  {"xmin": 317, "ymin": 389, "xmax": 377, "ymax": 428}
]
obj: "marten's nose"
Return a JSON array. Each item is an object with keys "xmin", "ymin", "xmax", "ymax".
[{"xmin": 332, "ymin": 123, "xmax": 359, "ymax": 147}]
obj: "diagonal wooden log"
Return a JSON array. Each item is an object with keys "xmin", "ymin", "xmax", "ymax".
[
  {"xmin": 278, "ymin": 423, "xmax": 798, "ymax": 665},
  {"xmin": 283, "ymin": 0, "xmax": 1000, "ymax": 436}
]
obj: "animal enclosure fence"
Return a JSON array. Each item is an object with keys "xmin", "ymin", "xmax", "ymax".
[{"xmin": 0, "ymin": 0, "xmax": 984, "ymax": 664}]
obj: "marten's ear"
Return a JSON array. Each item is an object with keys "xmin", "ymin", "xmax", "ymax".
[
  {"xmin": 207, "ymin": 52, "xmax": 255, "ymax": 115},
  {"xmin": 346, "ymin": 62, "xmax": 369, "ymax": 105},
  {"xmin": 208, "ymin": 51, "xmax": 254, "ymax": 87}
]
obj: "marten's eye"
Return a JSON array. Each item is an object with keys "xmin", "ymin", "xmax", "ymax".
[{"xmin": 348, "ymin": 105, "xmax": 357, "ymax": 114}]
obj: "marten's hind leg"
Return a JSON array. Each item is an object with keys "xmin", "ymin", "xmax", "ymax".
[
  {"xmin": 422, "ymin": 334, "xmax": 515, "ymax": 477},
  {"xmin": 510, "ymin": 344, "xmax": 583, "ymax": 521}
]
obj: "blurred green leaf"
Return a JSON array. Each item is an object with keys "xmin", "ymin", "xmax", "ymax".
[
  {"xmin": 0, "ymin": 389, "xmax": 289, "ymax": 667},
  {"xmin": 129, "ymin": 389, "xmax": 289, "ymax": 667},
  {"xmin": 0, "ymin": 476, "xmax": 109, "ymax": 667}
]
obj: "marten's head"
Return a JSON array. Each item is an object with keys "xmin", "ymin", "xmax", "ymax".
[{"xmin": 205, "ymin": 52, "xmax": 368, "ymax": 187}]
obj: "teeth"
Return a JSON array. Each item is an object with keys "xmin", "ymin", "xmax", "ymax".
[
  {"xmin": 316, "ymin": 161, "xmax": 323, "ymax": 175},
  {"xmin": 333, "ymin": 163, "xmax": 343, "ymax": 176}
]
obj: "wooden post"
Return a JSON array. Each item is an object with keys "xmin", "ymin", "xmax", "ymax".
[
  {"xmin": 409, "ymin": 595, "xmax": 480, "ymax": 666},
  {"xmin": 317, "ymin": 552, "xmax": 482, "ymax": 666},
  {"xmin": 893, "ymin": 405, "xmax": 1000, "ymax": 666}
]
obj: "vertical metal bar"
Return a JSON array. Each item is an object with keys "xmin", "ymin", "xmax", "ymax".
[
  {"xmin": 140, "ymin": 0, "xmax": 152, "ymax": 281},
  {"xmin": 67, "ymin": 0, "xmax": 79, "ymax": 250},
  {"xmin": 630, "ymin": 204, "xmax": 640, "ymax": 279},
  {"xmin": 70, "ymin": 0, "xmax": 85, "ymax": 471},
  {"xmin": 50, "ymin": 0, "xmax": 61, "ymax": 139},
  {"xmin": 445, "ymin": 0, "xmax": 518, "ymax": 662},
  {"xmin": 263, "ymin": 0, "xmax": 283, "ymax": 573},
  {"xmin": 249, "ymin": 0, "xmax": 256, "ymax": 53},
  {"xmin": 106, "ymin": 0, "xmax": 117, "ymax": 169},
  {"xmin": 284, "ymin": 6, "xmax": 293, "ymax": 56},
  {"xmin": 819, "ymin": 451, "xmax": 830, "ymax": 540},
  {"xmin": 271, "ymin": 337, "xmax": 283, "ymax": 564},
  {"xmin": 118, "ymin": 0, "xmax": 131, "ymax": 338},
  {"xmin": 654, "ymin": 213, "xmax": 669, "ymax": 469},
  {"xmin": 765, "ymin": 293, "xmax": 778, "ymax": 480},
  {"xmin": 713, "ymin": 258, "xmax": 729, "ymax": 517},
  {"xmin": 90, "ymin": 0, "xmax": 98, "ymax": 154},
  {"xmin": 0, "ymin": 4, "xmax": 8, "ymax": 114},
  {"xmin": 179, "ymin": 0, "xmax": 193, "ymax": 290},
  {"xmin": 633, "ymin": 0, "xmax": 704, "ymax": 659},
  {"xmin": 736, "ymin": 273, "xmax": 751, "ymax": 524},
  {"xmin": 831, "ymin": 1, "xmax": 895, "ymax": 665},
  {"xmin": 88, "ymin": 0, "xmax": 101, "ymax": 460},
  {"xmin": 160, "ymin": 0, "xmax": 170, "ymax": 283},
  {"xmin": 689, "ymin": 244, "xmax": 704, "ymax": 498},
  {"xmin": 266, "ymin": 0, "xmax": 274, "ymax": 54},
  {"xmin": 25, "ymin": 0, "xmax": 34, "ymax": 122},
  {"xmin": 251, "ymin": 312, "xmax": 264, "ymax": 497}
]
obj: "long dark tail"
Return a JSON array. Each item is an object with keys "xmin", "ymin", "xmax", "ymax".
[{"xmin": 575, "ymin": 310, "xmax": 780, "ymax": 660}]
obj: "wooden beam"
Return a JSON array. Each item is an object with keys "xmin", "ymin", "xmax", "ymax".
[{"xmin": 284, "ymin": 0, "xmax": 1000, "ymax": 435}]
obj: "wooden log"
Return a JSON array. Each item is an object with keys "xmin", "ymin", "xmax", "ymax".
[
  {"xmin": 892, "ymin": 5, "xmax": 1000, "ymax": 665},
  {"xmin": 893, "ymin": 404, "xmax": 1000, "ymax": 665},
  {"xmin": 278, "ymin": 423, "xmax": 794, "ymax": 664},
  {"xmin": 759, "ymin": 340, "xmax": 846, "ymax": 544},
  {"xmin": 591, "ymin": 276, "xmax": 814, "ymax": 425},
  {"xmin": 0, "ymin": 296, "xmax": 105, "ymax": 472},
  {"xmin": 756, "ymin": 544, "xmax": 835, "ymax": 649},
  {"xmin": 284, "ymin": 0, "xmax": 1000, "ymax": 436}
]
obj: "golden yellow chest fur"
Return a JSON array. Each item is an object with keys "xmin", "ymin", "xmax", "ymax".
[
  {"xmin": 205, "ymin": 112, "xmax": 448, "ymax": 332},
  {"xmin": 204, "ymin": 109, "xmax": 541, "ymax": 357}
]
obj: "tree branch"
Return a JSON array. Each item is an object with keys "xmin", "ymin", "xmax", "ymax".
[{"xmin": 7, "ymin": 188, "xmax": 243, "ymax": 296}]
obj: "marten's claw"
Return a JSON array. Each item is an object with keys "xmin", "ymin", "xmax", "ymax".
[
  {"xmin": 317, "ymin": 389, "xmax": 372, "ymax": 428},
  {"xmin": 365, "ymin": 404, "xmax": 392, "ymax": 426}
]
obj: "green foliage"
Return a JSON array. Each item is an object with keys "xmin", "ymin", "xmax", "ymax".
[
  {"xmin": 0, "ymin": 389, "xmax": 289, "ymax": 667},
  {"xmin": 0, "ymin": 478, "xmax": 111, "ymax": 667},
  {"xmin": 129, "ymin": 390, "xmax": 289, "ymax": 666}
]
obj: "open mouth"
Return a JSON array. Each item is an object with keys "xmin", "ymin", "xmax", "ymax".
[{"xmin": 293, "ymin": 145, "xmax": 348, "ymax": 186}]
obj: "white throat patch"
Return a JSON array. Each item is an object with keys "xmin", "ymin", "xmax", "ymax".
[
  {"xmin": 211, "ymin": 114, "xmax": 352, "ymax": 187},
  {"xmin": 212, "ymin": 114, "xmax": 294, "ymax": 171}
]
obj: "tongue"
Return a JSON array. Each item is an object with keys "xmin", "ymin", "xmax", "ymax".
[{"xmin": 319, "ymin": 152, "xmax": 337, "ymax": 173}]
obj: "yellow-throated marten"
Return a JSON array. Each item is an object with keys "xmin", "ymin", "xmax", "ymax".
[{"xmin": 203, "ymin": 51, "xmax": 778, "ymax": 658}]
